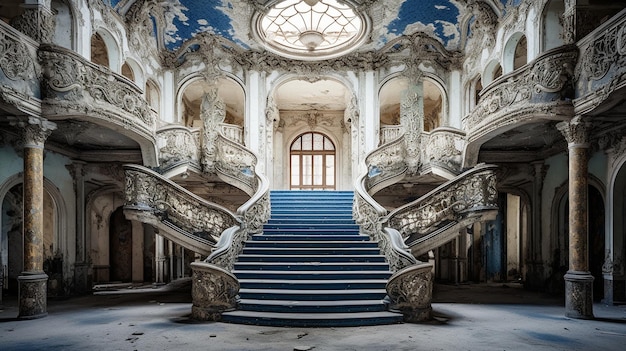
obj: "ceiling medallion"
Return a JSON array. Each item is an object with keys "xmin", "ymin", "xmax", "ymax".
[{"xmin": 254, "ymin": 0, "xmax": 370, "ymax": 61}]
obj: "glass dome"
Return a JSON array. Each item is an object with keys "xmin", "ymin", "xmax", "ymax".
[{"xmin": 255, "ymin": 0, "xmax": 369, "ymax": 60}]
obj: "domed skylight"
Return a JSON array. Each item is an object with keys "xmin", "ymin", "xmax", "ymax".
[{"xmin": 254, "ymin": 0, "xmax": 368, "ymax": 60}]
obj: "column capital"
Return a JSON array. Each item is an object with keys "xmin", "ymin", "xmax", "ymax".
[
  {"xmin": 557, "ymin": 116, "xmax": 591, "ymax": 148},
  {"xmin": 9, "ymin": 116, "xmax": 56, "ymax": 148}
]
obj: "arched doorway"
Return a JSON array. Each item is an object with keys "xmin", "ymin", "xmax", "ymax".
[
  {"xmin": 109, "ymin": 207, "xmax": 132, "ymax": 282},
  {"xmin": 290, "ymin": 132, "xmax": 336, "ymax": 190}
]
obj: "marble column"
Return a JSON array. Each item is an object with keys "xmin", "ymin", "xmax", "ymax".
[
  {"xmin": 9, "ymin": 116, "xmax": 56, "ymax": 319},
  {"xmin": 557, "ymin": 116, "xmax": 594, "ymax": 319}
]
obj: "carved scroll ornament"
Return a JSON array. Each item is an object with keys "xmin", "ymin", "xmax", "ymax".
[
  {"xmin": 39, "ymin": 46, "xmax": 155, "ymax": 128},
  {"xmin": 386, "ymin": 164, "xmax": 498, "ymax": 241}
]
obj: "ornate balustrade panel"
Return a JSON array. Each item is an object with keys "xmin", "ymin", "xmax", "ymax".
[
  {"xmin": 0, "ymin": 22, "xmax": 41, "ymax": 115},
  {"xmin": 364, "ymin": 136, "xmax": 408, "ymax": 194},
  {"xmin": 575, "ymin": 9, "xmax": 626, "ymax": 115},
  {"xmin": 420, "ymin": 127, "xmax": 466, "ymax": 175},
  {"xmin": 124, "ymin": 164, "xmax": 239, "ymax": 246},
  {"xmin": 354, "ymin": 173, "xmax": 416, "ymax": 273},
  {"xmin": 220, "ymin": 123, "xmax": 244, "ymax": 144},
  {"xmin": 214, "ymin": 133, "xmax": 258, "ymax": 195},
  {"xmin": 38, "ymin": 45, "xmax": 156, "ymax": 138},
  {"xmin": 156, "ymin": 126, "xmax": 202, "ymax": 169},
  {"xmin": 463, "ymin": 46, "xmax": 579, "ymax": 142},
  {"xmin": 385, "ymin": 164, "xmax": 498, "ymax": 247},
  {"xmin": 379, "ymin": 125, "xmax": 403, "ymax": 146}
]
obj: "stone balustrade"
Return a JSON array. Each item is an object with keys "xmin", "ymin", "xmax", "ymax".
[
  {"xmin": 384, "ymin": 164, "xmax": 498, "ymax": 256},
  {"xmin": 574, "ymin": 8, "xmax": 626, "ymax": 115},
  {"xmin": 123, "ymin": 164, "xmax": 240, "ymax": 255},
  {"xmin": 463, "ymin": 45, "xmax": 579, "ymax": 146},
  {"xmin": 0, "ymin": 21, "xmax": 41, "ymax": 115},
  {"xmin": 420, "ymin": 127, "xmax": 466, "ymax": 175},
  {"xmin": 221, "ymin": 123, "xmax": 244, "ymax": 144},
  {"xmin": 38, "ymin": 44, "xmax": 157, "ymax": 143},
  {"xmin": 380, "ymin": 125, "xmax": 403, "ymax": 145}
]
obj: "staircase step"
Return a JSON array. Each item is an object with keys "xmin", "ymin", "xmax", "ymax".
[
  {"xmin": 239, "ymin": 279, "xmax": 388, "ymax": 290},
  {"xmin": 236, "ymin": 299, "xmax": 389, "ymax": 313},
  {"xmin": 221, "ymin": 310, "xmax": 402, "ymax": 327},
  {"xmin": 236, "ymin": 254, "xmax": 386, "ymax": 263},
  {"xmin": 238, "ymin": 288, "xmax": 387, "ymax": 301},
  {"xmin": 241, "ymin": 247, "xmax": 381, "ymax": 255},
  {"xmin": 232, "ymin": 270, "xmax": 392, "ymax": 280},
  {"xmin": 243, "ymin": 240, "xmax": 378, "ymax": 248},
  {"xmin": 251, "ymin": 234, "xmax": 368, "ymax": 241},
  {"xmin": 262, "ymin": 228, "xmax": 360, "ymax": 235},
  {"xmin": 233, "ymin": 262, "xmax": 391, "ymax": 271}
]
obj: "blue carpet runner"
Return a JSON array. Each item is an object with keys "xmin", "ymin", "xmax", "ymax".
[{"xmin": 221, "ymin": 190, "xmax": 403, "ymax": 327}]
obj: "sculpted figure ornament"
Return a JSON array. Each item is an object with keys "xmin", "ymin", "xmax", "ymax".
[{"xmin": 201, "ymin": 88, "xmax": 226, "ymax": 173}]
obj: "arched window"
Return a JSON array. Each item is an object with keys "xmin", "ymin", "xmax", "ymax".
[
  {"xmin": 121, "ymin": 62, "xmax": 135, "ymax": 82},
  {"xmin": 542, "ymin": 0, "xmax": 565, "ymax": 52},
  {"xmin": 290, "ymin": 132, "xmax": 336, "ymax": 190},
  {"xmin": 90, "ymin": 33, "xmax": 109, "ymax": 68},
  {"xmin": 145, "ymin": 79, "xmax": 160, "ymax": 115},
  {"xmin": 423, "ymin": 79, "xmax": 443, "ymax": 132}
]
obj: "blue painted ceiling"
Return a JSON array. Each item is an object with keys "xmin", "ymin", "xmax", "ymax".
[{"xmin": 112, "ymin": 0, "xmax": 488, "ymax": 53}]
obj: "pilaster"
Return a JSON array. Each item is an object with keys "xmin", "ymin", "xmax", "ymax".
[
  {"xmin": 9, "ymin": 115, "xmax": 56, "ymax": 319},
  {"xmin": 557, "ymin": 116, "xmax": 594, "ymax": 319}
]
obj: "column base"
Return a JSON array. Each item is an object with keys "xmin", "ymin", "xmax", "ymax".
[
  {"xmin": 18, "ymin": 272, "xmax": 48, "ymax": 319},
  {"xmin": 564, "ymin": 270, "xmax": 594, "ymax": 319}
]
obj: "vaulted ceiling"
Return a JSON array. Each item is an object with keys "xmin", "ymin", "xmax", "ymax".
[{"xmin": 111, "ymin": 0, "xmax": 507, "ymax": 54}]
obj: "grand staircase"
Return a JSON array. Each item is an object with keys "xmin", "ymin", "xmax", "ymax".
[{"xmin": 221, "ymin": 190, "xmax": 403, "ymax": 327}]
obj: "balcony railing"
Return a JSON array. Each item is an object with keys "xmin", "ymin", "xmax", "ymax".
[
  {"xmin": 0, "ymin": 21, "xmax": 41, "ymax": 115},
  {"xmin": 38, "ymin": 44, "xmax": 157, "ymax": 140},
  {"xmin": 463, "ymin": 45, "xmax": 579, "ymax": 142},
  {"xmin": 574, "ymin": 8, "xmax": 626, "ymax": 115},
  {"xmin": 379, "ymin": 125, "xmax": 402, "ymax": 145},
  {"xmin": 221, "ymin": 124, "xmax": 244, "ymax": 144}
]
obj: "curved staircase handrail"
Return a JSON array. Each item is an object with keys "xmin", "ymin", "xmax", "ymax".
[
  {"xmin": 363, "ymin": 135, "xmax": 408, "ymax": 195},
  {"xmin": 354, "ymin": 139, "xmax": 417, "ymax": 272},
  {"xmin": 383, "ymin": 163, "xmax": 498, "ymax": 247},
  {"xmin": 123, "ymin": 164, "xmax": 241, "ymax": 253}
]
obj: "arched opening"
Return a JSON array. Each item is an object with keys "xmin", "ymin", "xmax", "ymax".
[
  {"xmin": 513, "ymin": 36, "xmax": 528, "ymax": 70},
  {"xmin": 379, "ymin": 77, "xmax": 408, "ymax": 144},
  {"xmin": 178, "ymin": 77, "xmax": 245, "ymax": 133},
  {"xmin": 611, "ymin": 161, "xmax": 626, "ymax": 303},
  {"xmin": 1, "ymin": 184, "xmax": 60, "ymax": 295},
  {"xmin": 90, "ymin": 32, "xmax": 109, "ymax": 68},
  {"xmin": 552, "ymin": 184, "xmax": 605, "ymax": 299},
  {"xmin": 290, "ymin": 132, "xmax": 336, "ymax": 190},
  {"xmin": 423, "ymin": 79, "xmax": 443, "ymax": 132},
  {"xmin": 109, "ymin": 206, "xmax": 132, "ymax": 282},
  {"xmin": 145, "ymin": 79, "xmax": 161, "ymax": 115},
  {"xmin": 542, "ymin": 0, "xmax": 565, "ymax": 52},
  {"xmin": 121, "ymin": 62, "xmax": 135, "ymax": 82},
  {"xmin": 51, "ymin": 0, "xmax": 73, "ymax": 49},
  {"xmin": 483, "ymin": 60, "xmax": 502, "ymax": 87},
  {"xmin": 503, "ymin": 33, "xmax": 527, "ymax": 73},
  {"xmin": 473, "ymin": 75, "xmax": 483, "ymax": 108}
]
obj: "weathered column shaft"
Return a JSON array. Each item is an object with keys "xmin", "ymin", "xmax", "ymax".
[
  {"xmin": 557, "ymin": 116, "xmax": 594, "ymax": 320},
  {"xmin": 568, "ymin": 146, "xmax": 588, "ymax": 271},
  {"xmin": 23, "ymin": 146, "xmax": 45, "ymax": 273},
  {"xmin": 9, "ymin": 116, "xmax": 56, "ymax": 319}
]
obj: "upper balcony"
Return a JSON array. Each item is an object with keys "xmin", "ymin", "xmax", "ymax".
[
  {"xmin": 0, "ymin": 21, "xmax": 41, "ymax": 116},
  {"xmin": 462, "ymin": 45, "xmax": 578, "ymax": 166}
]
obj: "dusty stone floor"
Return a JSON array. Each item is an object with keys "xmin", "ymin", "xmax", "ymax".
[{"xmin": 1, "ymin": 281, "xmax": 625, "ymax": 350}]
